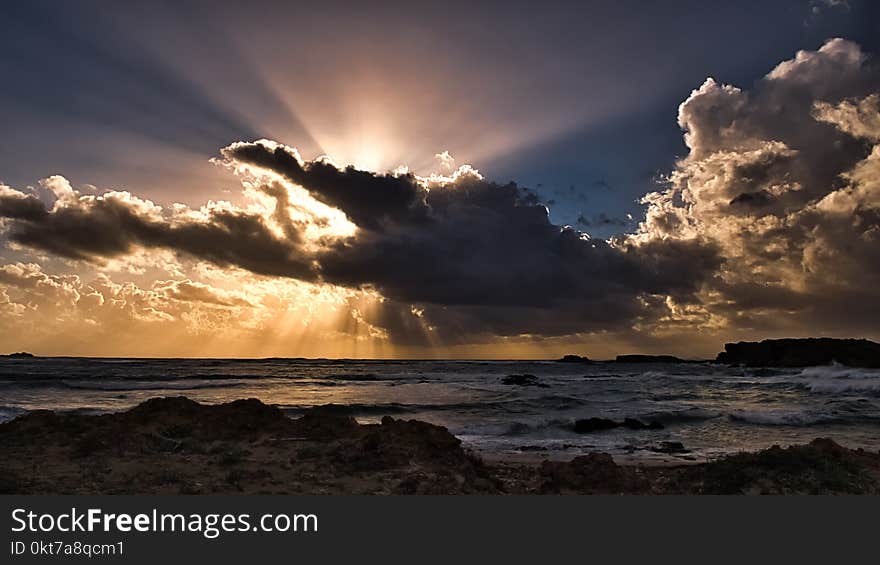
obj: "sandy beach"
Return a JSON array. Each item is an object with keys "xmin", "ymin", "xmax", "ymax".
[{"xmin": 2, "ymin": 397, "xmax": 879, "ymax": 495}]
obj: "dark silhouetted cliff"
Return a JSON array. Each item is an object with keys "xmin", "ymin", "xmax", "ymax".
[{"xmin": 716, "ymin": 338, "xmax": 880, "ymax": 368}]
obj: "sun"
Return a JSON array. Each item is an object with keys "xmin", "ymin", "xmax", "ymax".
[{"xmin": 319, "ymin": 133, "xmax": 395, "ymax": 173}]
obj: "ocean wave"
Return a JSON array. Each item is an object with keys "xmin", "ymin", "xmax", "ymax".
[
  {"xmin": 515, "ymin": 394, "xmax": 591, "ymax": 410},
  {"xmin": 727, "ymin": 380, "xmax": 806, "ymax": 391},
  {"xmin": 501, "ymin": 418, "xmax": 577, "ymax": 436},
  {"xmin": 643, "ymin": 407, "xmax": 722, "ymax": 424},
  {"xmin": 807, "ymin": 380, "xmax": 880, "ymax": 395},
  {"xmin": 649, "ymin": 392, "xmax": 702, "ymax": 401},
  {"xmin": 280, "ymin": 399, "xmax": 508, "ymax": 416},
  {"xmin": 324, "ymin": 373, "xmax": 384, "ymax": 381},
  {"xmin": 58, "ymin": 380, "xmax": 253, "ymax": 392},
  {"xmin": 742, "ymin": 367, "xmax": 791, "ymax": 378},
  {"xmin": 771, "ymin": 363, "xmax": 880, "ymax": 395},
  {"xmin": 0, "ymin": 406, "xmax": 27, "ymax": 423},
  {"xmin": 277, "ymin": 394, "xmax": 591, "ymax": 417},
  {"xmin": 0, "ymin": 372, "xmax": 306, "ymax": 383},
  {"xmin": 797, "ymin": 363, "xmax": 879, "ymax": 379},
  {"xmin": 728, "ymin": 409, "xmax": 830, "ymax": 426},
  {"xmin": 727, "ymin": 404, "xmax": 880, "ymax": 426},
  {"xmin": 282, "ymin": 403, "xmax": 414, "ymax": 416},
  {"xmin": 797, "ymin": 365, "xmax": 880, "ymax": 394}
]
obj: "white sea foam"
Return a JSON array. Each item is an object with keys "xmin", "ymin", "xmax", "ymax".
[
  {"xmin": 795, "ymin": 363, "xmax": 880, "ymax": 394},
  {"xmin": 0, "ymin": 406, "xmax": 26, "ymax": 423},
  {"xmin": 645, "ymin": 407, "xmax": 722, "ymax": 423}
]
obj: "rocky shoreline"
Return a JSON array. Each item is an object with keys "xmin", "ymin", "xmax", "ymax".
[{"xmin": 1, "ymin": 397, "xmax": 879, "ymax": 495}]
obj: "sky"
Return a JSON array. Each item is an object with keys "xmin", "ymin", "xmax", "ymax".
[{"xmin": 1, "ymin": 0, "xmax": 879, "ymax": 358}]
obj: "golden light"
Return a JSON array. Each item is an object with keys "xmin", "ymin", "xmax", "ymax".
[{"xmin": 230, "ymin": 161, "xmax": 359, "ymax": 244}]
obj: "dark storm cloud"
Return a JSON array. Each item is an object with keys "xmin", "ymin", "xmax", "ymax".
[
  {"xmin": 222, "ymin": 141, "xmax": 430, "ymax": 230},
  {"xmin": 0, "ymin": 188, "xmax": 48, "ymax": 222},
  {"xmin": 0, "ymin": 185, "xmax": 316, "ymax": 280},
  {"xmin": 222, "ymin": 141, "xmax": 721, "ymax": 328},
  {"xmin": 576, "ymin": 212, "xmax": 631, "ymax": 229},
  {"xmin": 0, "ymin": 141, "xmax": 723, "ymax": 339}
]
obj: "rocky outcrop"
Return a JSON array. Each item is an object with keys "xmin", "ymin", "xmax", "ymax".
[
  {"xmin": 557, "ymin": 354, "xmax": 591, "ymax": 363},
  {"xmin": 500, "ymin": 374, "xmax": 549, "ymax": 387},
  {"xmin": 571, "ymin": 417, "xmax": 663, "ymax": 433},
  {"xmin": 1, "ymin": 398, "xmax": 878, "ymax": 494},
  {"xmin": 650, "ymin": 441, "xmax": 690, "ymax": 454},
  {"xmin": 686, "ymin": 438, "xmax": 880, "ymax": 494},
  {"xmin": 0, "ymin": 397, "xmax": 498, "ymax": 494},
  {"xmin": 540, "ymin": 453, "xmax": 648, "ymax": 494},
  {"xmin": 533, "ymin": 438, "xmax": 880, "ymax": 495},
  {"xmin": 715, "ymin": 338, "xmax": 880, "ymax": 368},
  {"xmin": 0, "ymin": 352, "xmax": 35, "ymax": 359},
  {"xmin": 615, "ymin": 354, "xmax": 686, "ymax": 363}
]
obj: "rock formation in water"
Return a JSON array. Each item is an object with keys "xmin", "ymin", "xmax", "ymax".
[
  {"xmin": 0, "ymin": 352, "xmax": 35, "ymax": 359},
  {"xmin": 715, "ymin": 338, "xmax": 880, "ymax": 368},
  {"xmin": 500, "ymin": 374, "xmax": 549, "ymax": 387},
  {"xmin": 571, "ymin": 417, "xmax": 663, "ymax": 433},
  {"xmin": 615, "ymin": 354, "xmax": 687, "ymax": 363},
  {"xmin": 557, "ymin": 354, "xmax": 591, "ymax": 363}
]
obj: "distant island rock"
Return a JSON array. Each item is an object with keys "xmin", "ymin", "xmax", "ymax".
[
  {"xmin": 615, "ymin": 354, "xmax": 686, "ymax": 363},
  {"xmin": 0, "ymin": 352, "xmax": 35, "ymax": 359},
  {"xmin": 557, "ymin": 354, "xmax": 591, "ymax": 363},
  {"xmin": 715, "ymin": 338, "xmax": 880, "ymax": 368}
]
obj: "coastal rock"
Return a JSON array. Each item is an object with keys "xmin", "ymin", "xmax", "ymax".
[
  {"xmin": 500, "ymin": 374, "xmax": 549, "ymax": 387},
  {"xmin": 715, "ymin": 338, "xmax": 880, "ymax": 368},
  {"xmin": 572, "ymin": 417, "xmax": 663, "ymax": 433},
  {"xmin": 690, "ymin": 438, "xmax": 880, "ymax": 494},
  {"xmin": 125, "ymin": 397, "xmax": 295, "ymax": 440},
  {"xmin": 0, "ymin": 397, "xmax": 499, "ymax": 494},
  {"xmin": 2, "ymin": 397, "xmax": 879, "ymax": 494},
  {"xmin": 0, "ymin": 352, "xmax": 35, "ymax": 359},
  {"xmin": 517, "ymin": 445, "xmax": 549, "ymax": 452},
  {"xmin": 289, "ymin": 409, "xmax": 360, "ymax": 440},
  {"xmin": 335, "ymin": 416, "xmax": 466, "ymax": 470},
  {"xmin": 615, "ymin": 354, "xmax": 686, "ymax": 363},
  {"xmin": 650, "ymin": 441, "xmax": 690, "ymax": 454},
  {"xmin": 539, "ymin": 453, "xmax": 647, "ymax": 494},
  {"xmin": 622, "ymin": 418, "xmax": 664, "ymax": 430},
  {"xmin": 557, "ymin": 354, "xmax": 591, "ymax": 363},
  {"xmin": 572, "ymin": 418, "xmax": 619, "ymax": 433}
]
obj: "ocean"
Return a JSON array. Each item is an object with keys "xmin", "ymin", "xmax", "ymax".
[{"xmin": 2, "ymin": 357, "xmax": 879, "ymax": 463}]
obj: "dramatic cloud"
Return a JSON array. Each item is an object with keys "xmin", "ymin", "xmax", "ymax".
[
  {"xmin": 635, "ymin": 38, "xmax": 880, "ymax": 335},
  {"xmin": 224, "ymin": 139, "xmax": 721, "ymax": 336},
  {"xmin": 222, "ymin": 141, "xmax": 431, "ymax": 231},
  {"xmin": 1, "ymin": 176, "xmax": 316, "ymax": 279},
  {"xmin": 1, "ymin": 38, "xmax": 879, "ymax": 354},
  {"xmin": 1, "ymin": 145, "xmax": 721, "ymax": 343}
]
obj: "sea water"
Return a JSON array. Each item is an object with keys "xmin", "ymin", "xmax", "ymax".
[{"xmin": 1, "ymin": 357, "xmax": 878, "ymax": 463}]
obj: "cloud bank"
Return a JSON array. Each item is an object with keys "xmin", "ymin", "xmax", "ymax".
[
  {"xmin": 635, "ymin": 38, "xmax": 880, "ymax": 336},
  {"xmin": 2, "ymin": 38, "xmax": 879, "ymax": 354}
]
